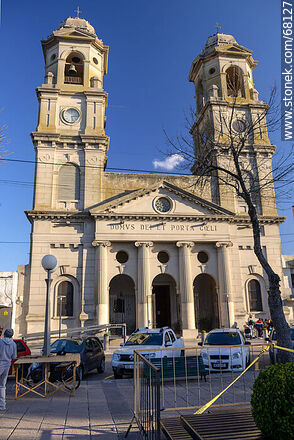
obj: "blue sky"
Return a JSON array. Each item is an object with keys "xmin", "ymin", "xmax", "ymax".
[{"xmin": 0, "ymin": 0, "xmax": 293, "ymax": 271}]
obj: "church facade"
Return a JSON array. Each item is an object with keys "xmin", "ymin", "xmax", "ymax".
[{"xmin": 16, "ymin": 17, "xmax": 294, "ymax": 339}]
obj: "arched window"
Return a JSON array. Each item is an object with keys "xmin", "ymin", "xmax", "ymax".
[
  {"xmin": 226, "ymin": 66, "xmax": 245, "ymax": 97},
  {"xmin": 64, "ymin": 53, "xmax": 84, "ymax": 85},
  {"xmin": 248, "ymin": 279, "xmax": 262, "ymax": 311},
  {"xmin": 58, "ymin": 164, "xmax": 80, "ymax": 200},
  {"xmin": 57, "ymin": 281, "xmax": 73, "ymax": 317}
]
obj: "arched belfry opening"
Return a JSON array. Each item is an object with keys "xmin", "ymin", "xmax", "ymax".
[
  {"xmin": 194, "ymin": 274, "xmax": 219, "ymax": 331},
  {"xmin": 109, "ymin": 275, "xmax": 136, "ymax": 334},
  {"xmin": 226, "ymin": 66, "xmax": 245, "ymax": 98},
  {"xmin": 64, "ymin": 52, "xmax": 84, "ymax": 84},
  {"xmin": 152, "ymin": 274, "xmax": 179, "ymax": 331}
]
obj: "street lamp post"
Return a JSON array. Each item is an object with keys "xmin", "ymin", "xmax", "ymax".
[{"xmin": 41, "ymin": 255, "xmax": 57, "ymax": 356}]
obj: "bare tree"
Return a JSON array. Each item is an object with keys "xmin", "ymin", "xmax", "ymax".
[{"xmin": 165, "ymin": 88, "xmax": 294, "ymax": 362}]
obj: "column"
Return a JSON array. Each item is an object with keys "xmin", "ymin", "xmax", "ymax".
[
  {"xmin": 92, "ymin": 240, "xmax": 111, "ymax": 325},
  {"xmin": 215, "ymin": 242, "xmax": 235, "ymax": 327},
  {"xmin": 135, "ymin": 242, "xmax": 153, "ymax": 328},
  {"xmin": 176, "ymin": 242, "xmax": 196, "ymax": 330}
]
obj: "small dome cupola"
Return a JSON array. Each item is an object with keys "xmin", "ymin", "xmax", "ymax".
[{"xmin": 57, "ymin": 16, "xmax": 97, "ymax": 37}]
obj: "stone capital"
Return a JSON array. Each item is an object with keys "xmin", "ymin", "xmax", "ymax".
[
  {"xmin": 176, "ymin": 241, "xmax": 194, "ymax": 249},
  {"xmin": 215, "ymin": 241, "xmax": 233, "ymax": 249},
  {"xmin": 92, "ymin": 240, "xmax": 111, "ymax": 247},
  {"xmin": 134, "ymin": 241, "xmax": 153, "ymax": 248}
]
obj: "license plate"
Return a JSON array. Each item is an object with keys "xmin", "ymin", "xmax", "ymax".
[
  {"xmin": 212, "ymin": 362, "xmax": 227, "ymax": 368},
  {"xmin": 124, "ymin": 364, "xmax": 133, "ymax": 369}
]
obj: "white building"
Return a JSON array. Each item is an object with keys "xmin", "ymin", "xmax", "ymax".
[{"xmin": 15, "ymin": 16, "xmax": 294, "ymax": 338}]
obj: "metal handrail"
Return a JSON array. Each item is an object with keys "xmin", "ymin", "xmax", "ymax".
[{"xmin": 23, "ymin": 323, "xmax": 127, "ymax": 343}]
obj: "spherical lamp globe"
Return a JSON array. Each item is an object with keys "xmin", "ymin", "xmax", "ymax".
[{"xmin": 41, "ymin": 254, "xmax": 58, "ymax": 271}]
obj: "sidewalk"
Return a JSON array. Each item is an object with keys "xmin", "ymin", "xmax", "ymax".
[{"xmin": 0, "ymin": 359, "xmax": 139, "ymax": 440}]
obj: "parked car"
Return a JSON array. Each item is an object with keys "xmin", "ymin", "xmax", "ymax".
[
  {"xmin": 9, "ymin": 339, "xmax": 31, "ymax": 375},
  {"xmin": 199, "ymin": 328, "xmax": 250, "ymax": 372},
  {"xmin": 50, "ymin": 337, "xmax": 105, "ymax": 379},
  {"xmin": 268, "ymin": 327, "xmax": 294, "ymax": 364},
  {"xmin": 112, "ymin": 327, "xmax": 184, "ymax": 378}
]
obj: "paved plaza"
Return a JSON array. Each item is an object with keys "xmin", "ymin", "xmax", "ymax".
[
  {"xmin": 0, "ymin": 343, "xmax": 270, "ymax": 439},
  {"xmin": 1, "ymin": 355, "xmax": 138, "ymax": 440}
]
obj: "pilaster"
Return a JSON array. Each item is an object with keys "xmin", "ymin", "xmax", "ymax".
[
  {"xmin": 215, "ymin": 241, "xmax": 235, "ymax": 327},
  {"xmin": 135, "ymin": 241, "xmax": 153, "ymax": 328},
  {"xmin": 176, "ymin": 241, "xmax": 196, "ymax": 332},
  {"xmin": 92, "ymin": 240, "xmax": 111, "ymax": 325}
]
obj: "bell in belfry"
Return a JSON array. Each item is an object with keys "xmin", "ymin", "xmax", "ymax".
[{"xmin": 68, "ymin": 63, "xmax": 77, "ymax": 75}]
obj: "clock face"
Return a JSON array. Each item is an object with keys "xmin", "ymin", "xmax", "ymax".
[
  {"xmin": 62, "ymin": 108, "xmax": 80, "ymax": 124},
  {"xmin": 233, "ymin": 119, "xmax": 246, "ymax": 133},
  {"xmin": 154, "ymin": 197, "xmax": 171, "ymax": 213}
]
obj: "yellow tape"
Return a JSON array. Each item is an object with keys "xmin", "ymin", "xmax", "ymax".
[
  {"xmin": 273, "ymin": 344, "xmax": 294, "ymax": 353},
  {"xmin": 194, "ymin": 345, "xmax": 270, "ymax": 415}
]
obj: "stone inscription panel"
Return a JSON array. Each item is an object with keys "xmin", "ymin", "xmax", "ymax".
[
  {"xmin": 95, "ymin": 220, "xmax": 229, "ymax": 239},
  {"xmin": 108, "ymin": 222, "xmax": 217, "ymax": 232}
]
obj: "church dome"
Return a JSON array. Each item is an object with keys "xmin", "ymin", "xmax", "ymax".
[
  {"xmin": 202, "ymin": 33, "xmax": 237, "ymax": 56},
  {"xmin": 58, "ymin": 16, "xmax": 97, "ymax": 37}
]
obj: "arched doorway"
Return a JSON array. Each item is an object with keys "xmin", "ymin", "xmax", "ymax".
[
  {"xmin": 194, "ymin": 274, "xmax": 219, "ymax": 331},
  {"xmin": 152, "ymin": 274, "xmax": 179, "ymax": 331},
  {"xmin": 109, "ymin": 275, "xmax": 136, "ymax": 334}
]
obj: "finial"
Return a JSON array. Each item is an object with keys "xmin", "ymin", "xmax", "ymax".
[
  {"xmin": 74, "ymin": 6, "xmax": 82, "ymax": 18},
  {"xmin": 216, "ymin": 23, "xmax": 221, "ymax": 33}
]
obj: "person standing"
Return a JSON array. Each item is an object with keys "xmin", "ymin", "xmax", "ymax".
[{"xmin": 0, "ymin": 329, "xmax": 17, "ymax": 411}]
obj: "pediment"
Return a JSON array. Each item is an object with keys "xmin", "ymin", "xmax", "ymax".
[
  {"xmin": 53, "ymin": 28, "xmax": 94, "ymax": 40},
  {"xmin": 90, "ymin": 181, "xmax": 234, "ymax": 219},
  {"xmin": 216, "ymin": 43, "xmax": 252, "ymax": 55}
]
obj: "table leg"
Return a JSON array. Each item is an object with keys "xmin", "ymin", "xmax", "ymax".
[{"xmin": 15, "ymin": 365, "xmax": 18, "ymax": 399}]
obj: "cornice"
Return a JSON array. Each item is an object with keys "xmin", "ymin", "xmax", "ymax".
[
  {"xmin": 91, "ymin": 213, "xmax": 232, "ymax": 222},
  {"xmin": 25, "ymin": 210, "xmax": 90, "ymax": 222},
  {"xmin": 90, "ymin": 213, "xmax": 285, "ymax": 225}
]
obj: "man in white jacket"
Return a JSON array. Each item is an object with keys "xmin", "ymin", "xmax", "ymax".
[{"xmin": 0, "ymin": 328, "xmax": 17, "ymax": 411}]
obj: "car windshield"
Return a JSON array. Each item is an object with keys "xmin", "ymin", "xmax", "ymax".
[
  {"xmin": 125, "ymin": 333, "xmax": 163, "ymax": 346},
  {"xmin": 50, "ymin": 339, "xmax": 83, "ymax": 353},
  {"xmin": 271, "ymin": 329, "xmax": 294, "ymax": 341},
  {"xmin": 205, "ymin": 332, "xmax": 242, "ymax": 346}
]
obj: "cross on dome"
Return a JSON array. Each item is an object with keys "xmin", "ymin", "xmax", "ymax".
[{"xmin": 74, "ymin": 6, "xmax": 82, "ymax": 18}]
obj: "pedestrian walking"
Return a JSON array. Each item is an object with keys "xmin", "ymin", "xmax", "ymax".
[
  {"xmin": 247, "ymin": 315, "xmax": 255, "ymax": 338},
  {"xmin": 255, "ymin": 318, "xmax": 264, "ymax": 338},
  {"xmin": 0, "ymin": 328, "xmax": 17, "ymax": 411}
]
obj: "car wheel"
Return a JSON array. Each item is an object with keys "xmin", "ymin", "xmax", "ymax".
[
  {"xmin": 98, "ymin": 358, "xmax": 105, "ymax": 374},
  {"xmin": 180, "ymin": 350, "xmax": 185, "ymax": 357},
  {"xmin": 77, "ymin": 365, "xmax": 84, "ymax": 381},
  {"xmin": 114, "ymin": 371, "xmax": 122, "ymax": 379}
]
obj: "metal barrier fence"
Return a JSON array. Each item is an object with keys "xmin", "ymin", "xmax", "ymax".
[
  {"xmin": 133, "ymin": 351, "xmax": 161, "ymax": 440},
  {"xmin": 133, "ymin": 343, "xmax": 270, "ymax": 435}
]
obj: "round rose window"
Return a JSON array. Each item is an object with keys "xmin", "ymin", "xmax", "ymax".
[{"xmin": 154, "ymin": 197, "xmax": 171, "ymax": 213}]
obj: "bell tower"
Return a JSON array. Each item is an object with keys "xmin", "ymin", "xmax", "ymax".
[
  {"xmin": 188, "ymin": 32, "xmax": 277, "ymax": 216},
  {"xmin": 31, "ymin": 16, "xmax": 109, "ymax": 211}
]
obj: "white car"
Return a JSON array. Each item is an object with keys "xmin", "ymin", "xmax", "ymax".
[
  {"xmin": 199, "ymin": 328, "xmax": 250, "ymax": 372},
  {"xmin": 112, "ymin": 327, "xmax": 184, "ymax": 378}
]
